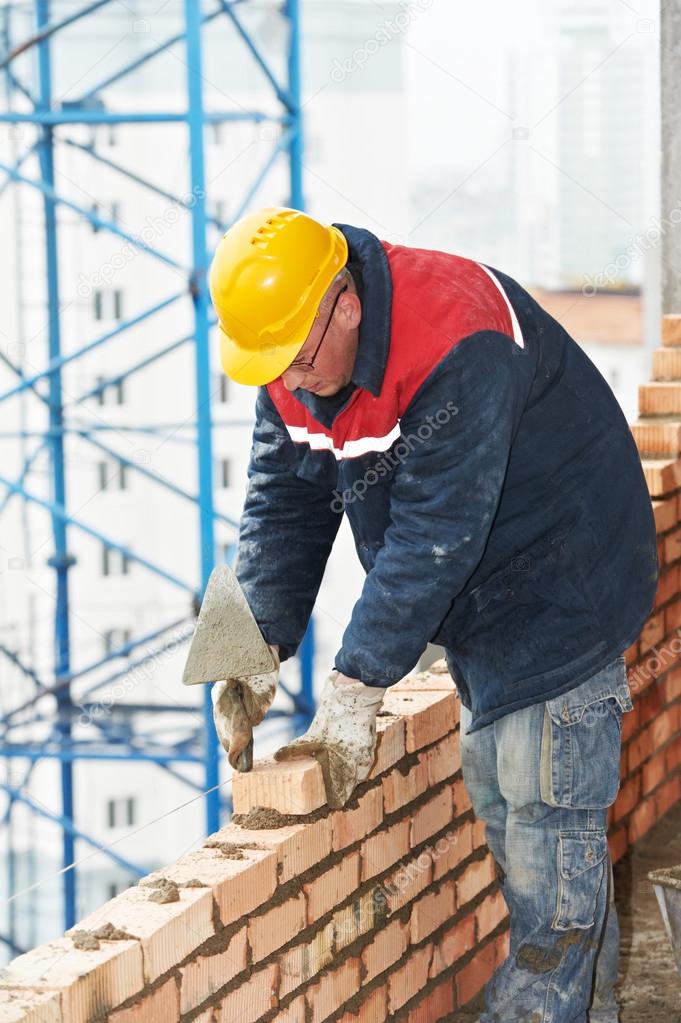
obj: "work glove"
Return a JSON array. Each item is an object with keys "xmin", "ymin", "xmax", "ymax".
[
  {"xmin": 211, "ymin": 645, "xmax": 280, "ymax": 771},
  {"xmin": 273, "ymin": 670, "xmax": 385, "ymax": 809}
]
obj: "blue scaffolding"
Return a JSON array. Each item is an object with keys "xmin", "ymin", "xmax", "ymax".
[{"xmin": 0, "ymin": 0, "xmax": 312, "ymax": 945}]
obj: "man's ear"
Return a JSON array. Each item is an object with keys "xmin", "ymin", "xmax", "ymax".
[{"xmin": 339, "ymin": 292, "xmax": 362, "ymax": 330}]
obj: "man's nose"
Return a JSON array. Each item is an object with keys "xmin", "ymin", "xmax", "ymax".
[{"xmin": 281, "ymin": 368, "xmax": 304, "ymax": 391}]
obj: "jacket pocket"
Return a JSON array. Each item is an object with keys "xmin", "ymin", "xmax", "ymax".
[
  {"xmin": 540, "ymin": 656, "xmax": 631, "ymax": 809},
  {"xmin": 552, "ymin": 830, "xmax": 608, "ymax": 930}
]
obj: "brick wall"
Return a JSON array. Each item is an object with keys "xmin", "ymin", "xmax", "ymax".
[{"xmin": 4, "ymin": 314, "xmax": 681, "ymax": 1023}]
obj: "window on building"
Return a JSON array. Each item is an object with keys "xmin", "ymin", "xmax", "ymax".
[
  {"xmin": 106, "ymin": 797, "xmax": 135, "ymax": 829},
  {"xmin": 215, "ymin": 458, "xmax": 231, "ymax": 489},
  {"xmin": 214, "ymin": 372, "xmax": 229, "ymax": 404},
  {"xmin": 96, "ymin": 376, "xmax": 126, "ymax": 406},
  {"xmin": 103, "ymin": 628, "xmax": 132, "ymax": 656},
  {"xmin": 91, "ymin": 202, "xmax": 120, "ymax": 232},
  {"xmin": 93, "ymin": 289, "xmax": 123, "ymax": 322},
  {"xmin": 102, "ymin": 546, "xmax": 130, "ymax": 577},
  {"xmin": 213, "ymin": 199, "xmax": 228, "ymax": 227},
  {"xmin": 97, "ymin": 459, "xmax": 127, "ymax": 491}
]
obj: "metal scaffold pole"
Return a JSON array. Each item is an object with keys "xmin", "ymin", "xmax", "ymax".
[{"xmin": 0, "ymin": 0, "xmax": 310, "ymax": 944}]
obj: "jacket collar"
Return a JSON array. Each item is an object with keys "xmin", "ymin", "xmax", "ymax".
[{"xmin": 291, "ymin": 223, "xmax": 392, "ymax": 426}]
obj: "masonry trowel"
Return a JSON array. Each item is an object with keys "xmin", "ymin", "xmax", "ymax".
[{"xmin": 182, "ymin": 565, "xmax": 277, "ymax": 771}]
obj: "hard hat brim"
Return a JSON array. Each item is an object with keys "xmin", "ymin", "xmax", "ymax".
[{"xmin": 218, "ymin": 321, "xmax": 313, "ymax": 386}]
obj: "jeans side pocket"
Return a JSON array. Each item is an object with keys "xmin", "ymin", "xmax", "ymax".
[
  {"xmin": 540, "ymin": 659, "xmax": 631, "ymax": 809},
  {"xmin": 552, "ymin": 830, "xmax": 608, "ymax": 930}
]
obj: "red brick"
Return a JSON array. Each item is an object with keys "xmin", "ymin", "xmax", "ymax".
[
  {"xmin": 278, "ymin": 922, "xmax": 335, "ymax": 998},
  {"xmin": 472, "ymin": 817, "xmax": 487, "ymax": 850},
  {"xmin": 361, "ymin": 916, "xmax": 410, "ymax": 982},
  {"xmin": 73, "ymin": 886, "xmax": 213, "ymax": 985},
  {"xmin": 179, "ymin": 925, "xmax": 247, "ymax": 1013},
  {"xmin": 248, "ymin": 891, "xmax": 307, "ymax": 962},
  {"xmin": 628, "ymin": 727, "xmax": 654, "ymax": 772},
  {"xmin": 276, "ymin": 993, "xmax": 307, "ymax": 1023},
  {"xmin": 0, "ymin": 937, "xmax": 144, "ymax": 1023},
  {"xmin": 476, "ymin": 888, "xmax": 509, "ymax": 940},
  {"xmin": 433, "ymin": 824, "xmax": 474, "ymax": 881},
  {"xmin": 654, "ymin": 775, "xmax": 681, "ymax": 819},
  {"xmin": 652, "ymin": 707, "xmax": 676, "ymax": 749},
  {"xmin": 231, "ymin": 755, "xmax": 326, "ymax": 815},
  {"xmin": 109, "ymin": 978, "xmax": 179, "ymax": 1023},
  {"xmin": 613, "ymin": 775, "xmax": 641, "ymax": 823},
  {"xmin": 640, "ymin": 613, "xmax": 666, "ymax": 653},
  {"xmin": 628, "ymin": 662, "xmax": 656, "ymax": 699},
  {"xmin": 662, "ymin": 314, "xmax": 681, "ymax": 346},
  {"xmin": 0, "ymin": 990, "xmax": 62, "ymax": 1023},
  {"xmin": 620, "ymin": 747, "xmax": 628, "ymax": 777},
  {"xmin": 665, "ymin": 734, "xmax": 681, "ymax": 773},
  {"xmin": 666, "ymin": 527, "xmax": 681, "ymax": 564},
  {"xmin": 608, "ymin": 826, "xmax": 629, "ymax": 864},
  {"xmin": 382, "ymin": 758, "xmax": 429, "ymax": 814},
  {"xmin": 456, "ymin": 855, "xmax": 497, "ymax": 908},
  {"xmin": 430, "ymin": 912, "xmax": 477, "ymax": 977},
  {"xmin": 368, "ymin": 715, "xmax": 406, "ymax": 778},
  {"xmin": 656, "ymin": 565, "xmax": 680, "ymax": 608},
  {"xmin": 455, "ymin": 938, "xmax": 498, "ymax": 1007},
  {"xmin": 303, "ymin": 851, "xmax": 360, "ymax": 924},
  {"xmin": 410, "ymin": 880, "xmax": 456, "ymax": 942},
  {"xmin": 419, "ymin": 731, "xmax": 462, "ymax": 786},
  {"xmin": 642, "ymin": 751, "xmax": 667, "ymax": 796},
  {"xmin": 360, "ymin": 818, "xmax": 411, "ymax": 882},
  {"xmin": 621, "ymin": 702, "xmax": 641, "ymax": 744},
  {"xmin": 213, "ymin": 816, "xmax": 332, "ymax": 886},
  {"xmin": 152, "ymin": 846, "xmax": 277, "ymax": 927},
  {"xmin": 452, "ymin": 777, "xmax": 473, "ymax": 817},
  {"xmin": 305, "ymin": 957, "xmax": 361, "ymax": 1023},
  {"xmin": 215, "ymin": 962, "xmax": 277, "ymax": 1021},
  {"xmin": 653, "ymin": 495, "xmax": 678, "ymax": 532},
  {"xmin": 380, "ymin": 691, "xmax": 457, "ymax": 752},
  {"xmin": 384, "ymin": 852, "xmax": 434, "ymax": 914},
  {"xmin": 333, "ymin": 887, "xmax": 385, "ymax": 952},
  {"xmin": 639, "ymin": 685, "xmax": 664, "ymax": 727},
  {"xmin": 629, "ymin": 795, "xmax": 657, "ymax": 843},
  {"xmin": 406, "ymin": 975, "xmax": 456, "ymax": 1022},
  {"xmin": 411, "ymin": 787, "xmax": 454, "ymax": 847},
  {"xmin": 666, "ymin": 599, "xmax": 681, "ymax": 633},
  {"xmin": 337, "ymin": 984, "xmax": 388, "ymax": 1023},
  {"xmin": 387, "ymin": 943, "xmax": 433, "ymax": 1014},
  {"xmin": 331, "ymin": 786, "xmax": 383, "ymax": 851},
  {"xmin": 663, "ymin": 666, "xmax": 681, "ymax": 703}
]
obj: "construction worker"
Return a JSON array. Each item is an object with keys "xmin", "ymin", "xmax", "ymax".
[{"xmin": 208, "ymin": 206, "xmax": 658, "ymax": 1023}]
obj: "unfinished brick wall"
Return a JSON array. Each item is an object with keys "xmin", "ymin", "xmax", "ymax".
[
  {"xmin": 0, "ymin": 670, "xmax": 510, "ymax": 1022},
  {"xmin": 613, "ymin": 312, "xmax": 681, "ymax": 858},
  {"xmin": 4, "ymin": 314, "xmax": 681, "ymax": 1023}
]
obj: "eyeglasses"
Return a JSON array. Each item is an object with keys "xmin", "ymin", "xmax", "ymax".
[{"xmin": 287, "ymin": 283, "xmax": 349, "ymax": 372}]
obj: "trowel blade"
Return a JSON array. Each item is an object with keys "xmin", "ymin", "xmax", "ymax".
[{"xmin": 182, "ymin": 565, "xmax": 276, "ymax": 685}]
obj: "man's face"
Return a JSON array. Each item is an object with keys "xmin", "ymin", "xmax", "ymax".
[{"xmin": 279, "ymin": 277, "xmax": 362, "ymax": 397}]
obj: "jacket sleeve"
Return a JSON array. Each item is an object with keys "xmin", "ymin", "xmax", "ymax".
[
  {"xmin": 333, "ymin": 332, "xmax": 527, "ymax": 686},
  {"xmin": 234, "ymin": 386, "xmax": 343, "ymax": 661}
]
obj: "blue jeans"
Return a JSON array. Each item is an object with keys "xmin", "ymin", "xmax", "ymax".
[{"xmin": 459, "ymin": 655, "xmax": 632, "ymax": 1023}]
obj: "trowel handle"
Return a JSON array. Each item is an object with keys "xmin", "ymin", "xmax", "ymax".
[{"xmin": 235, "ymin": 737, "xmax": 254, "ymax": 772}]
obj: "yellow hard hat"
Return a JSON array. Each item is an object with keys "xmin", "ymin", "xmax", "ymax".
[{"xmin": 209, "ymin": 207, "xmax": 349, "ymax": 385}]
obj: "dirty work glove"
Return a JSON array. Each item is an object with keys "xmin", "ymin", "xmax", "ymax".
[
  {"xmin": 273, "ymin": 670, "xmax": 385, "ymax": 809},
  {"xmin": 211, "ymin": 645, "xmax": 279, "ymax": 771}
]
